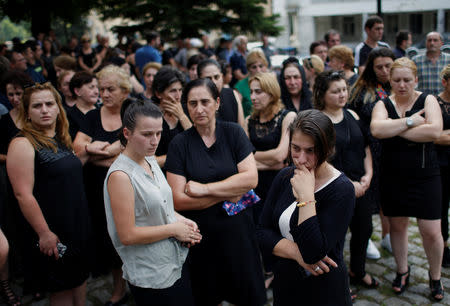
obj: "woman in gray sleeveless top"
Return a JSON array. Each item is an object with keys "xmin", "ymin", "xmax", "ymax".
[{"xmin": 104, "ymin": 99, "xmax": 201, "ymax": 306}]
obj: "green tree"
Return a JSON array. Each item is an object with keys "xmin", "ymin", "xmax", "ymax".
[
  {"xmin": 97, "ymin": 0, "xmax": 282, "ymax": 39},
  {"xmin": 0, "ymin": 0, "xmax": 93, "ymax": 37},
  {"xmin": 0, "ymin": 17, "xmax": 30, "ymax": 42}
]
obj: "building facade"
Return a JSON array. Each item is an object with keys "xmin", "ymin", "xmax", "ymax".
[{"xmin": 273, "ymin": 0, "xmax": 450, "ymax": 55}]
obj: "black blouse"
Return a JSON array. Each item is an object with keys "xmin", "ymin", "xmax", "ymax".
[
  {"xmin": 257, "ymin": 166, "xmax": 355, "ymax": 265},
  {"xmin": 331, "ymin": 109, "xmax": 368, "ymax": 181}
]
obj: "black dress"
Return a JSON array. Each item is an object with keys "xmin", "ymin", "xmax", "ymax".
[
  {"xmin": 79, "ymin": 108, "xmax": 122, "ymax": 276},
  {"xmin": 165, "ymin": 121, "xmax": 266, "ymax": 306},
  {"xmin": 24, "ymin": 138, "xmax": 91, "ymax": 292},
  {"xmin": 257, "ymin": 167, "xmax": 354, "ymax": 306},
  {"xmin": 380, "ymin": 93, "xmax": 441, "ymax": 219},
  {"xmin": 331, "ymin": 109, "xmax": 373, "ymax": 278},
  {"xmin": 248, "ymin": 109, "xmax": 290, "ymax": 223}
]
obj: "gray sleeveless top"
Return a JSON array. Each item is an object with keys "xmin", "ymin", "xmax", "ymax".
[{"xmin": 104, "ymin": 154, "xmax": 188, "ymax": 288}]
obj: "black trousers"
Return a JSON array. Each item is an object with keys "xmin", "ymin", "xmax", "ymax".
[
  {"xmin": 440, "ymin": 166, "xmax": 450, "ymax": 242},
  {"xmin": 349, "ymin": 194, "xmax": 373, "ymax": 278},
  {"xmin": 128, "ymin": 263, "xmax": 194, "ymax": 306}
]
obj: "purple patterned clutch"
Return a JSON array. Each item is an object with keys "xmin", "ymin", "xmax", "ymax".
[{"xmin": 222, "ymin": 189, "xmax": 261, "ymax": 216}]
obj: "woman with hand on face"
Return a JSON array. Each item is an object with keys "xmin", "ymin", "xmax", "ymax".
[
  {"xmin": 151, "ymin": 66, "xmax": 192, "ymax": 168},
  {"xmin": 197, "ymin": 59, "xmax": 245, "ymax": 127},
  {"xmin": 7, "ymin": 83, "xmax": 91, "ymax": 306},
  {"xmin": 73, "ymin": 65, "xmax": 130, "ymax": 305},
  {"xmin": 104, "ymin": 99, "xmax": 201, "ymax": 306},
  {"xmin": 314, "ymin": 70, "xmax": 378, "ymax": 290},
  {"xmin": 279, "ymin": 57, "xmax": 313, "ymax": 113},
  {"xmin": 257, "ymin": 109, "xmax": 355, "ymax": 306},
  {"xmin": 67, "ymin": 71, "xmax": 99, "ymax": 140},
  {"xmin": 165, "ymin": 78, "xmax": 266, "ymax": 306},
  {"xmin": 371, "ymin": 57, "xmax": 444, "ymax": 301},
  {"xmin": 436, "ymin": 65, "xmax": 450, "ymax": 268}
]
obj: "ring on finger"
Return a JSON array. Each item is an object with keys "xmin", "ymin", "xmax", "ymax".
[{"xmin": 314, "ymin": 266, "xmax": 321, "ymax": 272}]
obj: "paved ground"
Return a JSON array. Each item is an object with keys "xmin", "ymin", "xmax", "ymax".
[{"xmin": 5, "ymin": 215, "xmax": 450, "ymax": 306}]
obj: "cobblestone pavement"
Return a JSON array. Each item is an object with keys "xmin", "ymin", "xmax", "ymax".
[{"xmin": 5, "ymin": 215, "xmax": 449, "ymax": 306}]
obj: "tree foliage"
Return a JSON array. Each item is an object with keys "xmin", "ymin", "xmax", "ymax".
[
  {"xmin": 0, "ymin": 17, "xmax": 30, "ymax": 42},
  {"xmin": 96, "ymin": 0, "xmax": 282, "ymax": 39},
  {"xmin": 0, "ymin": 0, "xmax": 92, "ymax": 36}
]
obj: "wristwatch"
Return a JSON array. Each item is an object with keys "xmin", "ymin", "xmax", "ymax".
[{"xmin": 406, "ymin": 117, "xmax": 414, "ymax": 128}]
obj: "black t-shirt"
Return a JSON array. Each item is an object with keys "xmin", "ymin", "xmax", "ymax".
[
  {"xmin": 67, "ymin": 106, "xmax": 89, "ymax": 141},
  {"xmin": 165, "ymin": 121, "xmax": 254, "ymax": 184},
  {"xmin": 354, "ymin": 41, "xmax": 390, "ymax": 67},
  {"xmin": 79, "ymin": 108, "xmax": 120, "ymax": 144},
  {"xmin": 331, "ymin": 109, "xmax": 368, "ymax": 181}
]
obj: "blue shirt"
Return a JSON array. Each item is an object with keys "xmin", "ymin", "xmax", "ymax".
[{"xmin": 135, "ymin": 45, "xmax": 162, "ymax": 73}]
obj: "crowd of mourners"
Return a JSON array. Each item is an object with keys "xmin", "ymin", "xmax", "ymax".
[{"xmin": 0, "ymin": 13, "xmax": 449, "ymax": 306}]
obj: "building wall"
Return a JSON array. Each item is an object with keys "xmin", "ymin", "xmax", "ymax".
[{"xmin": 273, "ymin": 0, "xmax": 450, "ymax": 55}]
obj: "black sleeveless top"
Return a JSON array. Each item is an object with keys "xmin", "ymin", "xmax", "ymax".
[
  {"xmin": 436, "ymin": 95, "xmax": 450, "ymax": 166},
  {"xmin": 218, "ymin": 87, "xmax": 238, "ymax": 123},
  {"xmin": 331, "ymin": 109, "xmax": 367, "ymax": 181},
  {"xmin": 32, "ymin": 138, "xmax": 90, "ymax": 250},
  {"xmin": 381, "ymin": 93, "xmax": 439, "ymax": 172},
  {"xmin": 248, "ymin": 109, "xmax": 290, "ymax": 151}
]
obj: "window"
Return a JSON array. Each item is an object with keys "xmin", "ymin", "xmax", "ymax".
[
  {"xmin": 409, "ymin": 14, "xmax": 422, "ymax": 34},
  {"xmin": 386, "ymin": 14, "xmax": 398, "ymax": 34},
  {"xmin": 343, "ymin": 16, "xmax": 354, "ymax": 36}
]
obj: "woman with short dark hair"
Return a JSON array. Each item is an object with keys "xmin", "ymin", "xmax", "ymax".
[{"xmin": 257, "ymin": 109, "xmax": 354, "ymax": 305}]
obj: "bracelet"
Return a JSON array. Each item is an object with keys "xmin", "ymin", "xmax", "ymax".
[{"xmin": 296, "ymin": 200, "xmax": 316, "ymax": 207}]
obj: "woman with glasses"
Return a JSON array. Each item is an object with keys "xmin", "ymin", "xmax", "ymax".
[
  {"xmin": 78, "ymin": 35, "xmax": 102, "ymax": 74},
  {"xmin": 302, "ymin": 55, "xmax": 325, "ymax": 92}
]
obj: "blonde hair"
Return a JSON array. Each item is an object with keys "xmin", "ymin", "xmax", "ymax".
[
  {"xmin": 142, "ymin": 62, "xmax": 162, "ymax": 75},
  {"xmin": 19, "ymin": 83, "xmax": 72, "ymax": 152},
  {"xmin": 390, "ymin": 57, "xmax": 417, "ymax": 77},
  {"xmin": 328, "ymin": 45, "xmax": 354, "ymax": 70},
  {"xmin": 440, "ymin": 64, "xmax": 450, "ymax": 81},
  {"xmin": 249, "ymin": 72, "xmax": 283, "ymax": 118},
  {"xmin": 303, "ymin": 55, "xmax": 324, "ymax": 75},
  {"xmin": 96, "ymin": 65, "xmax": 132, "ymax": 93},
  {"xmin": 246, "ymin": 49, "xmax": 268, "ymax": 70}
]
